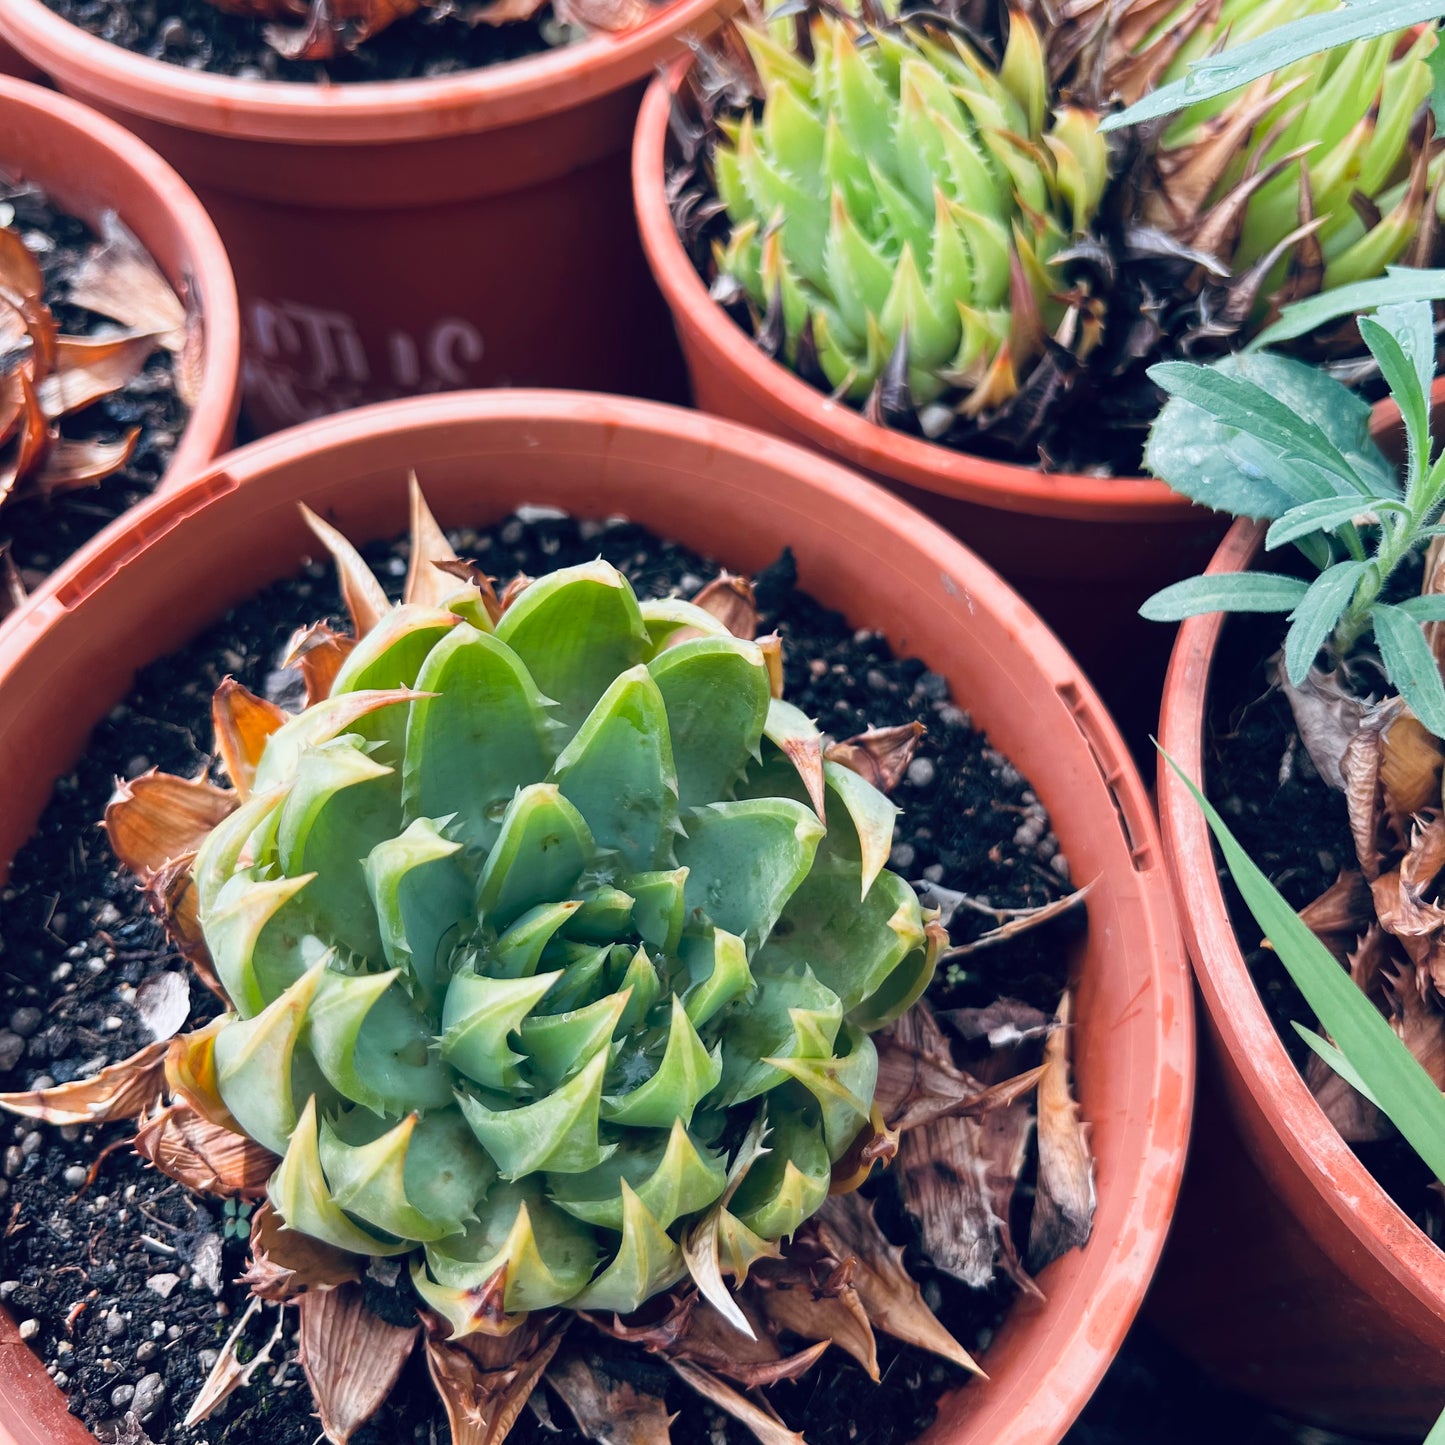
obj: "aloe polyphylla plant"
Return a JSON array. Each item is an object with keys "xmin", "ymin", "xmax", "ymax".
[
  {"xmin": 0, "ymin": 480, "xmax": 1096, "ymax": 1443},
  {"xmin": 708, "ymin": 7, "xmax": 1108, "ymax": 422}
]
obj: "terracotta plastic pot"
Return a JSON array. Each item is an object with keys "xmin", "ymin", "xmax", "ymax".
[
  {"xmin": 1154, "ymin": 390, "xmax": 1445, "ymax": 1438},
  {"xmin": 0, "ymin": 0, "xmax": 733, "ymax": 437},
  {"xmin": 632, "ymin": 62, "xmax": 1227, "ymax": 748},
  {"xmin": 0, "ymin": 75, "xmax": 240, "ymax": 590},
  {"xmin": 0, "ymin": 33, "xmax": 39, "ymax": 79},
  {"xmin": 0, "ymin": 391, "xmax": 1191, "ymax": 1445}
]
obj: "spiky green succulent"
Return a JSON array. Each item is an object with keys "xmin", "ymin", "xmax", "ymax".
[
  {"xmin": 193, "ymin": 527, "xmax": 939, "ymax": 1334},
  {"xmin": 711, "ymin": 9, "xmax": 1108, "ymax": 413},
  {"xmin": 1138, "ymin": 0, "xmax": 1441, "ymax": 299}
]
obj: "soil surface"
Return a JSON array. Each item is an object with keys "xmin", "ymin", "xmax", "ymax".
[
  {"xmin": 1204, "ymin": 611, "xmax": 1442, "ymax": 1245},
  {"xmin": 0, "ymin": 178, "xmax": 187, "ymax": 606},
  {"xmin": 0, "ymin": 509, "xmax": 1081, "ymax": 1445},
  {"xmin": 42, "ymin": 0, "xmax": 584, "ymax": 82}
]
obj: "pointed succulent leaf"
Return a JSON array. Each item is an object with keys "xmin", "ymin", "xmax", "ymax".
[
  {"xmin": 728, "ymin": 1111, "xmax": 831, "ymax": 1239},
  {"xmin": 637, "ymin": 597, "xmax": 733, "ymax": 653},
  {"xmin": 677, "ymin": 799, "xmax": 824, "ymax": 952},
  {"xmin": 269, "ymin": 1095, "xmax": 411, "ymax": 1256},
  {"xmin": 193, "ymin": 788, "xmax": 286, "ymax": 918},
  {"xmin": 214, "ymin": 961, "xmax": 327, "ymax": 1155},
  {"xmin": 549, "ymin": 665, "xmax": 677, "ymax": 870},
  {"xmin": 764, "ymin": 1022, "xmax": 877, "ymax": 1160},
  {"xmin": 822, "ymin": 759, "xmax": 899, "ymax": 899},
  {"xmin": 205, "ymin": 871, "xmax": 322, "ymax": 1018},
  {"xmin": 252, "ymin": 691, "xmax": 419, "ymax": 795},
  {"xmin": 679, "ymin": 928, "xmax": 754, "ymax": 1029},
  {"xmin": 404, "ymin": 624, "xmax": 557, "ymax": 854},
  {"xmin": 319, "ymin": 1107, "xmax": 495, "ymax": 1242},
  {"xmin": 420, "ymin": 1180, "xmax": 598, "ymax": 1314},
  {"xmin": 603, "ymin": 994, "xmax": 723, "ymax": 1129},
  {"xmin": 441, "ymin": 969, "xmax": 562, "ymax": 1091},
  {"xmin": 612, "ymin": 945, "xmax": 663, "ymax": 1032},
  {"xmin": 717, "ymin": 967, "xmax": 843, "ymax": 1106},
  {"xmin": 458, "ymin": 1049, "xmax": 616, "ymax": 1178},
  {"xmin": 520, "ymin": 988, "xmax": 631, "ymax": 1089},
  {"xmin": 549, "ymin": 1118, "xmax": 726, "ymax": 1231},
  {"xmin": 307, "ymin": 966, "xmax": 453, "ymax": 1116},
  {"xmin": 493, "ymin": 561, "xmax": 650, "ymax": 737},
  {"xmin": 569, "ymin": 1182, "xmax": 686, "ymax": 1313},
  {"xmin": 563, "ymin": 887, "xmax": 637, "ymax": 943},
  {"xmin": 488, "ymin": 901, "xmax": 582, "ymax": 979},
  {"xmin": 477, "ymin": 784, "xmax": 593, "ymax": 932},
  {"xmin": 625, "ymin": 869, "xmax": 689, "ymax": 955},
  {"xmin": 648, "ymin": 637, "xmax": 770, "ymax": 807},
  {"xmin": 364, "ymin": 817, "xmax": 471, "ymax": 1008}
]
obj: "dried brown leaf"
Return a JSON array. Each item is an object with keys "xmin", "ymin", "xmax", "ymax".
[
  {"xmin": 669, "ymin": 1299, "xmax": 827, "ymax": 1388},
  {"xmin": 1276, "ymin": 662, "xmax": 1370, "ymax": 791},
  {"xmin": 978, "ymin": 1100, "xmax": 1043, "ymax": 1300},
  {"xmin": 183, "ymin": 1296, "xmax": 285, "ymax": 1426},
  {"xmin": 1424, "ymin": 537, "xmax": 1445, "ymax": 672},
  {"xmin": 546, "ymin": 1354, "xmax": 675, "ymax": 1445},
  {"xmin": 404, "ymin": 469, "xmax": 462, "ymax": 608},
  {"xmin": 757, "ymin": 634, "xmax": 784, "ymax": 699},
  {"xmin": 667, "ymin": 1361, "xmax": 805, "ymax": 1445},
  {"xmin": 553, "ymin": 0, "xmax": 650, "ymax": 28},
  {"xmin": 39, "ymin": 431, "xmax": 139, "ymax": 494},
  {"xmin": 1026, "ymin": 990, "xmax": 1095, "ymax": 1271},
  {"xmin": 691, "ymin": 573, "xmax": 758, "ymax": 640},
  {"xmin": 940, "ymin": 998, "xmax": 1056, "ymax": 1047},
  {"xmin": 213, "ymin": 677, "xmax": 288, "ymax": 798},
  {"xmin": 1298, "ymin": 869, "xmax": 1371, "ymax": 947},
  {"xmin": 165, "ymin": 1019, "xmax": 237, "ymax": 1127},
  {"xmin": 0, "ymin": 1040, "xmax": 167, "ymax": 1125},
  {"xmin": 134, "ymin": 1101, "xmax": 277, "ymax": 1198},
  {"xmin": 468, "ymin": 0, "xmax": 545, "ymax": 23},
  {"xmin": 283, "ymin": 621, "xmax": 357, "ymax": 707},
  {"xmin": 813, "ymin": 1191, "xmax": 983, "ymax": 1376},
  {"xmin": 143, "ymin": 853, "xmax": 223, "ymax": 999},
  {"xmin": 301, "ymin": 503, "xmax": 391, "ymax": 638},
  {"xmin": 67, "ymin": 213, "xmax": 186, "ymax": 354},
  {"xmin": 104, "ymin": 768, "xmax": 236, "ymax": 877},
  {"xmin": 579, "ymin": 1290, "xmax": 696, "ymax": 1353},
  {"xmin": 299, "ymin": 1281, "xmax": 418, "ymax": 1445},
  {"xmin": 824, "ymin": 722, "xmax": 926, "ymax": 796},
  {"xmin": 37, "ymin": 331, "xmax": 162, "ymax": 420},
  {"xmin": 240, "ymin": 1200, "xmax": 362, "ymax": 1300},
  {"xmin": 1306, "ymin": 1045, "xmax": 1391, "ymax": 1143},
  {"xmin": 749, "ymin": 1259, "xmax": 879, "ymax": 1382},
  {"xmin": 874, "ymin": 1007, "xmax": 986, "ymax": 1133},
  {"xmin": 940, "ymin": 882, "xmax": 1092, "ymax": 960},
  {"xmin": 1343, "ymin": 712, "xmax": 1389, "ymax": 881},
  {"xmin": 425, "ymin": 1318, "xmax": 565, "ymax": 1445},
  {"xmin": 1381, "ymin": 713, "xmax": 1445, "ymax": 819},
  {"xmin": 498, "ymin": 573, "xmax": 534, "ymax": 614}
]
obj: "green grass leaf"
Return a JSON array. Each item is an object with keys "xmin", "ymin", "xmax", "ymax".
[
  {"xmin": 1294, "ymin": 1023, "xmax": 1381, "ymax": 1109},
  {"xmin": 1162, "ymin": 750, "xmax": 1445, "ymax": 1188},
  {"xmin": 1101, "ymin": 1, "xmax": 1445, "ymax": 130},
  {"xmin": 1139, "ymin": 573, "xmax": 1310, "ymax": 622}
]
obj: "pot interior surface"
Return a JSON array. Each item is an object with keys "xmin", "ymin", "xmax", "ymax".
[{"xmin": 0, "ymin": 393, "xmax": 1189, "ymax": 1445}]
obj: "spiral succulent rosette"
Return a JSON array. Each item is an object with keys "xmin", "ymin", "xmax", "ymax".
[
  {"xmin": 711, "ymin": 8, "xmax": 1108, "ymax": 417},
  {"xmin": 175, "ymin": 494, "xmax": 940, "ymax": 1335}
]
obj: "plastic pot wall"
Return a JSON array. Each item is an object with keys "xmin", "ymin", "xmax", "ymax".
[
  {"xmin": 1153, "ymin": 388, "xmax": 1445, "ymax": 1437},
  {"xmin": 0, "ymin": 391, "xmax": 1191, "ymax": 1445},
  {"xmin": 0, "ymin": 75, "xmax": 240, "ymax": 587},
  {"xmin": 0, "ymin": 33, "xmax": 39, "ymax": 79},
  {"xmin": 631, "ymin": 63, "xmax": 1226, "ymax": 748},
  {"xmin": 0, "ymin": 0, "xmax": 732, "ymax": 436}
]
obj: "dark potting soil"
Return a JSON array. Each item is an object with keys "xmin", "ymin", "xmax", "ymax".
[
  {"xmin": 0, "ymin": 179, "xmax": 187, "ymax": 605},
  {"xmin": 0, "ymin": 508, "xmax": 1082, "ymax": 1445},
  {"xmin": 1204, "ymin": 611, "xmax": 1444, "ymax": 1246},
  {"xmin": 43, "ymin": 0, "xmax": 574, "ymax": 83}
]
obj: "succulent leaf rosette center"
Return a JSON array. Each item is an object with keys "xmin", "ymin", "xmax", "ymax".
[{"xmin": 192, "ymin": 497, "xmax": 939, "ymax": 1334}]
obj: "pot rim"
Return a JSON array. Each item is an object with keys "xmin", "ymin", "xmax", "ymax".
[
  {"xmin": 0, "ymin": 74, "xmax": 240, "ymax": 490},
  {"xmin": 1156, "ymin": 492, "xmax": 1445, "ymax": 1316},
  {"xmin": 0, "ymin": 0, "xmax": 733, "ymax": 143},
  {"xmin": 631, "ymin": 60, "xmax": 1197, "ymax": 525},
  {"xmin": 0, "ymin": 390, "xmax": 1192, "ymax": 1445}
]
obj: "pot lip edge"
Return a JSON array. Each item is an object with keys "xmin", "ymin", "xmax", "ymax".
[
  {"xmin": 0, "ymin": 385, "xmax": 1196, "ymax": 1445},
  {"xmin": 631, "ymin": 61, "xmax": 1201, "ymax": 524},
  {"xmin": 1156, "ymin": 510, "xmax": 1445, "ymax": 1303},
  {"xmin": 0, "ymin": 0, "xmax": 735, "ymax": 142}
]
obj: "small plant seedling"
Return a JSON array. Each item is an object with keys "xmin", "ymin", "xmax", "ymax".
[{"xmin": 1142, "ymin": 300, "xmax": 1445, "ymax": 736}]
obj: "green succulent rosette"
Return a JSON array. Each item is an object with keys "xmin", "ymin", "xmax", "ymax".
[
  {"xmin": 711, "ymin": 8, "xmax": 1108, "ymax": 412},
  {"xmin": 194, "ymin": 552, "xmax": 939, "ymax": 1333}
]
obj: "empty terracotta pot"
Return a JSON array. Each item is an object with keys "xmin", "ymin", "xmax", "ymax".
[
  {"xmin": 0, "ymin": 75, "xmax": 240, "ymax": 598},
  {"xmin": 631, "ymin": 61, "xmax": 1227, "ymax": 749},
  {"xmin": 0, "ymin": 391, "xmax": 1192, "ymax": 1445},
  {"xmin": 0, "ymin": 0, "xmax": 730, "ymax": 436},
  {"xmin": 1153, "ymin": 391, "xmax": 1445, "ymax": 1438}
]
